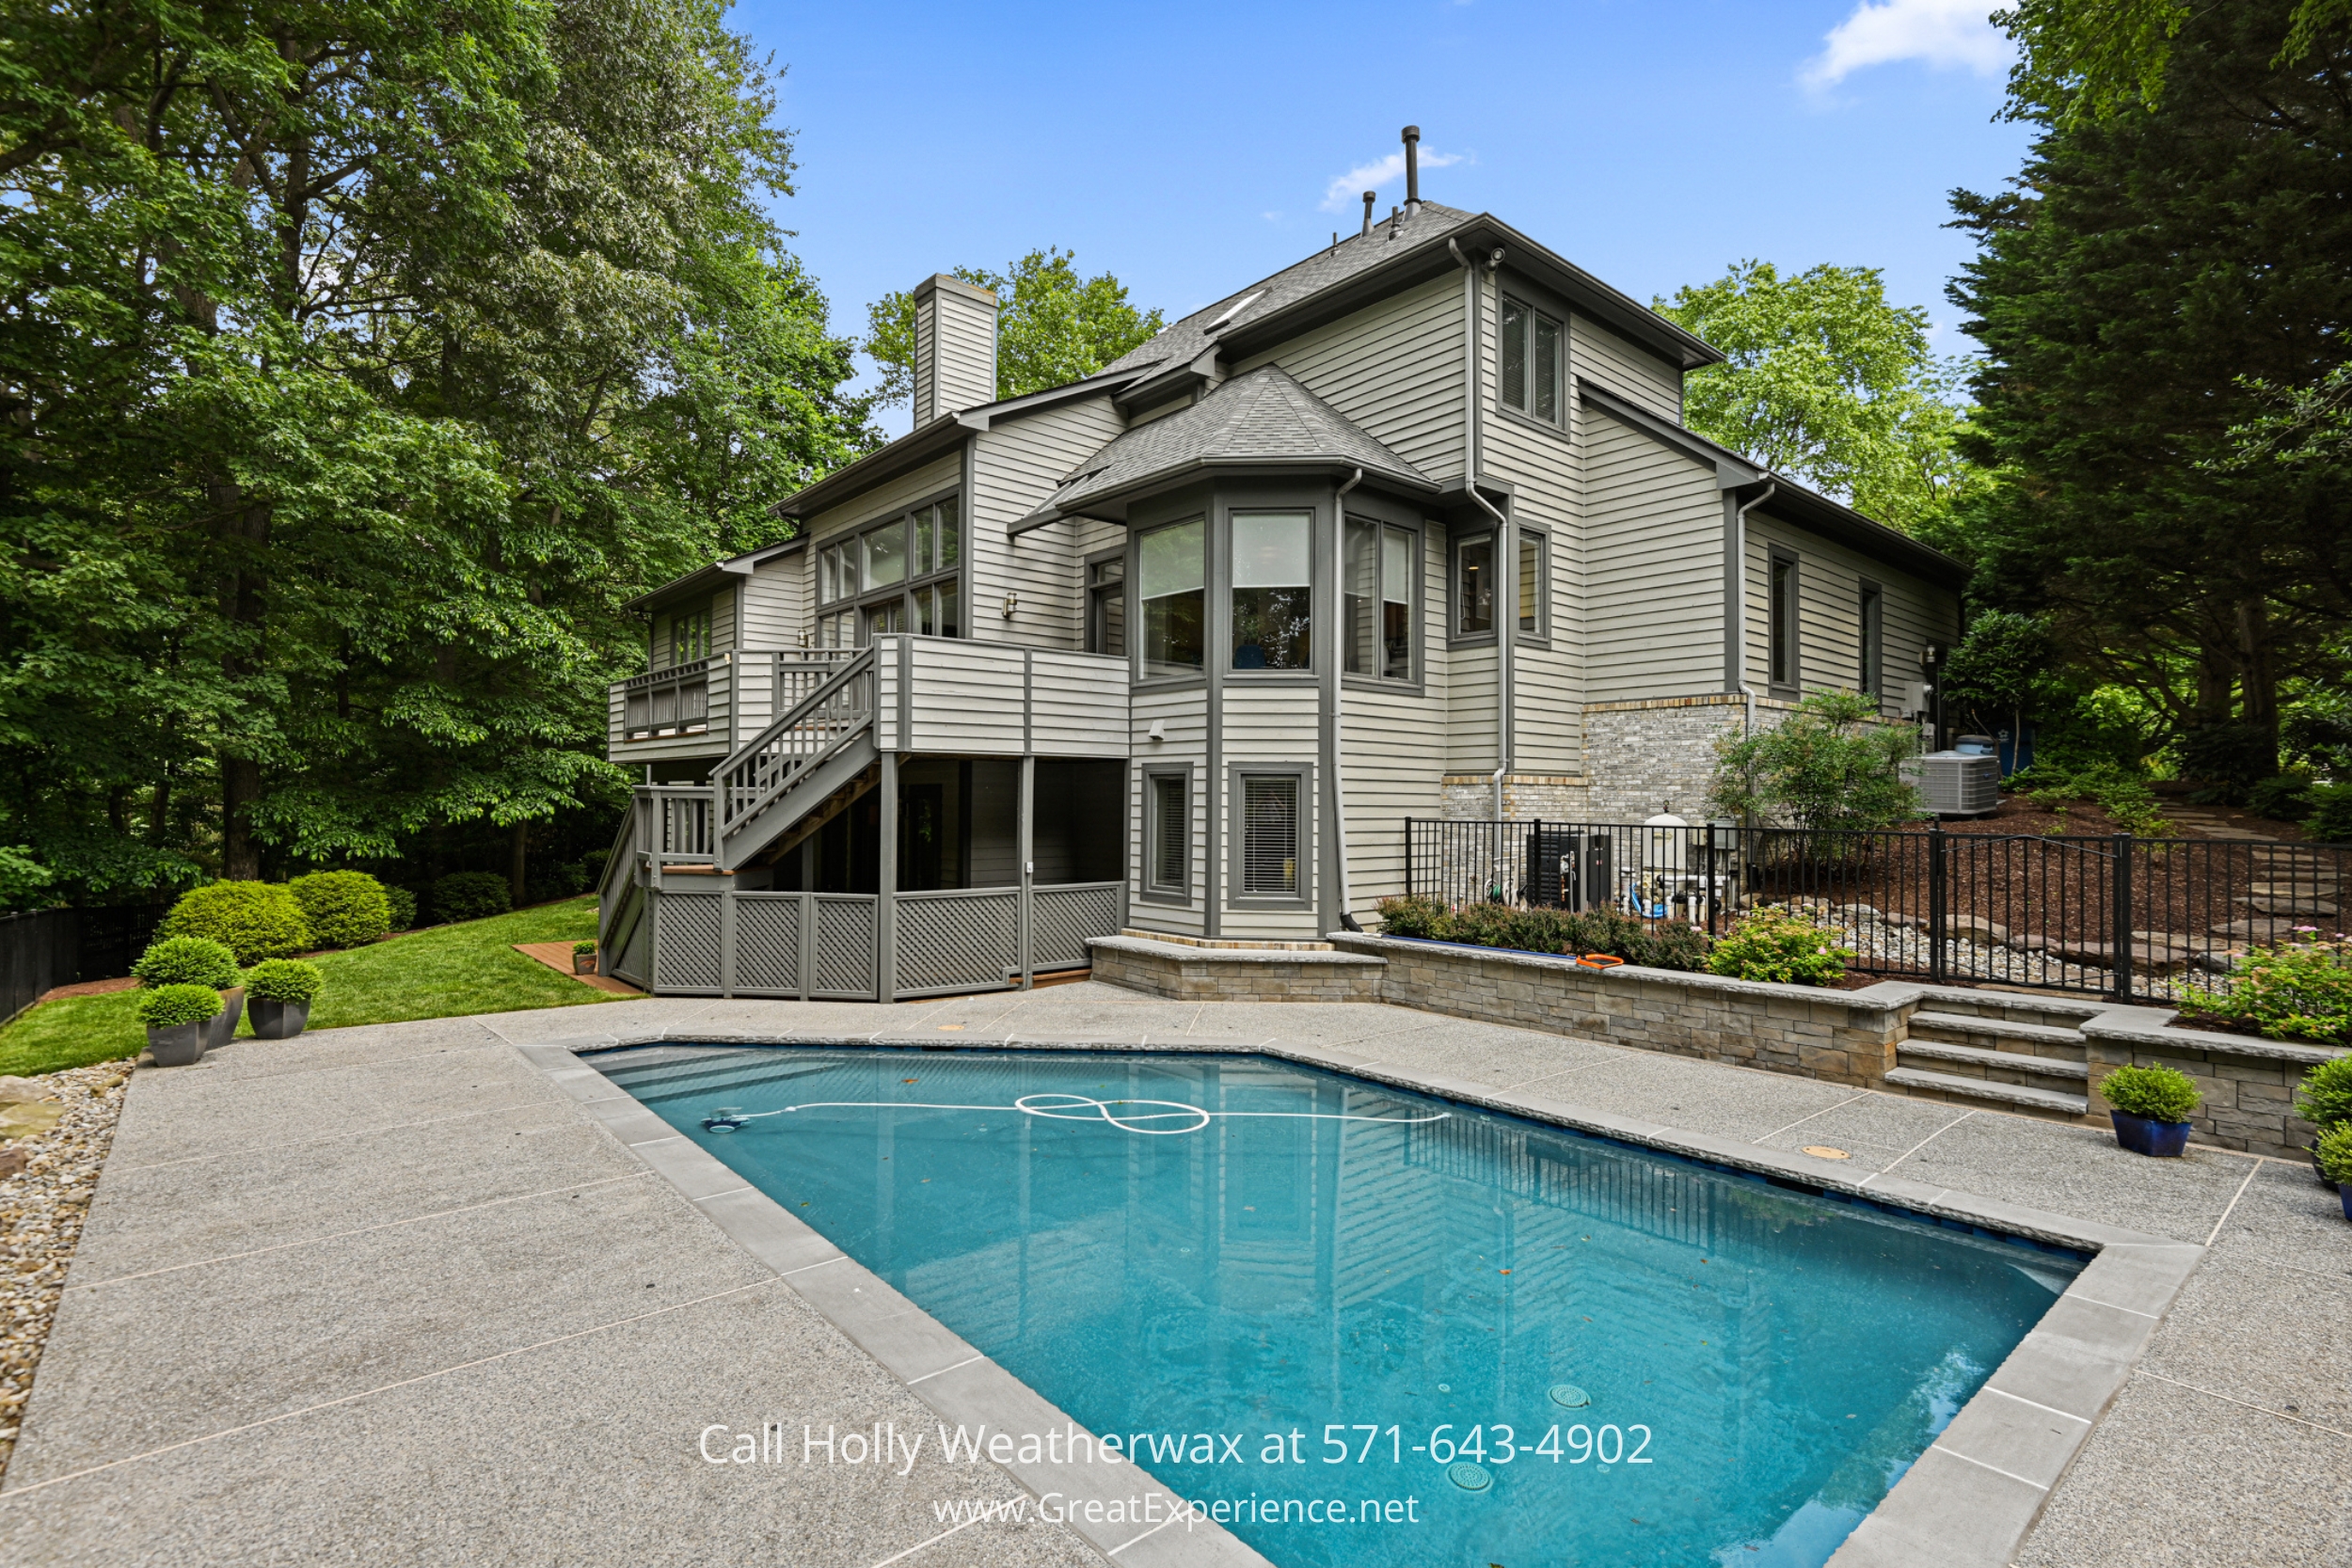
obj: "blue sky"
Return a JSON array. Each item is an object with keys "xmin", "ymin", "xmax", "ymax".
[{"xmin": 730, "ymin": 0, "xmax": 2032, "ymax": 435}]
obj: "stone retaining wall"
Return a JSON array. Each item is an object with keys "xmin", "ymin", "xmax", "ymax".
[
  {"xmin": 1087, "ymin": 936, "xmax": 1385, "ymax": 1002},
  {"xmin": 2082, "ymin": 1008, "xmax": 2331, "ymax": 1161}
]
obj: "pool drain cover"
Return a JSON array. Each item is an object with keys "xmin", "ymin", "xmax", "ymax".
[
  {"xmin": 1802, "ymin": 1145, "xmax": 1851, "ymax": 1160},
  {"xmin": 1448, "ymin": 1462, "xmax": 1491, "ymax": 1492},
  {"xmin": 1548, "ymin": 1384, "xmax": 1590, "ymax": 1408}
]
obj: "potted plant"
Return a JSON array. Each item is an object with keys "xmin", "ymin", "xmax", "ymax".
[
  {"xmin": 138, "ymin": 985, "xmax": 223, "ymax": 1068},
  {"xmin": 243, "ymin": 958, "xmax": 324, "ymax": 1039},
  {"xmin": 132, "ymin": 936, "xmax": 244, "ymax": 1055},
  {"xmin": 2316, "ymin": 1125, "xmax": 2352, "ymax": 1223},
  {"xmin": 2099, "ymin": 1063, "xmax": 2202, "ymax": 1157},
  {"xmin": 573, "ymin": 941, "xmax": 598, "ymax": 975},
  {"xmin": 2294, "ymin": 1055, "xmax": 2352, "ymax": 1186}
]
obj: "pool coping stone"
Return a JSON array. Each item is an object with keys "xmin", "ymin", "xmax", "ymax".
[{"xmin": 521, "ymin": 1022, "xmax": 2205, "ymax": 1568}]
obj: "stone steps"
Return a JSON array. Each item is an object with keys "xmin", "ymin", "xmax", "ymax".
[
  {"xmin": 1883, "ymin": 1066, "xmax": 2091, "ymax": 1117},
  {"xmin": 1896, "ymin": 1037, "xmax": 2090, "ymax": 1083},
  {"xmin": 1906, "ymin": 1009, "xmax": 2090, "ymax": 1050}
]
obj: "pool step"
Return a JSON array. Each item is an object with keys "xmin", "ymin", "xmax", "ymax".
[
  {"xmin": 1883, "ymin": 1066, "xmax": 2090, "ymax": 1117},
  {"xmin": 1896, "ymin": 1038, "xmax": 2090, "ymax": 1083}
]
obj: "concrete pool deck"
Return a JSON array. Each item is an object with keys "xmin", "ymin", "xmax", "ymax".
[{"xmin": 2, "ymin": 987, "xmax": 2344, "ymax": 1565}]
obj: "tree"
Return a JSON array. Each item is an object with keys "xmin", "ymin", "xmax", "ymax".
[
  {"xmin": 1941, "ymin": 612, "xmax": 2060, "ymax": 755},
  {"xmin": 1655, "ymin": 261, "xmax": 1986, "ymax": 533},
  {"xmin": 865, "ymin": 248, "xmax": 1163, "ymax": 409},
  {"xmin": 1996, "ymin": 0, "xmax": 2352, "ymax": 123},
  {"xmin": 1708, "ymin": 689, "xmax": 1922, "ymax": 834}
]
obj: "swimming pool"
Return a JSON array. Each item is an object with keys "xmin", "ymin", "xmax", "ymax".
[{"xmin": 607, "ymin": 1046, "xmax": 2081, "ymax": 1568}]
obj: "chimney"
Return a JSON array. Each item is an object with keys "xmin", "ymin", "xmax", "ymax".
[
  {"xmin": 913, "ymin": 274, "xmax": 998, "ymax": 423},
  {"xmin": 1360, "ymin": 190, "xmax": 1375, "ymax": 237},
  {"xmin": 1403, "ymin": 125, "xmax": 1421, "ymax": 215}
]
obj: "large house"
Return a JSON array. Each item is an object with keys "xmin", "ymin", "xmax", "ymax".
[{"xmin": 596, "ymin": 152, "xmax": 1963, "ymax": 999}]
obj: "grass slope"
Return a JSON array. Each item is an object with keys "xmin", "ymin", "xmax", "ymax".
[{"xmin": 0, "ymin": 896, "xmax": 616, "ymax": 1078}]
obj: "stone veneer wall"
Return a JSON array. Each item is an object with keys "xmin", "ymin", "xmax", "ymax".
[
  {"xmin": 2081, "ymin": 1010, "xmax": 2331, "ymax": 1161},
  {"xmin": 1580, "ymin": 694, "xmax": 1793, "ymax": 824},
  {"xmin": 1088, "ymin": 935, "xmax": 1385, "ymax": 1002},
  {"xmin": 1438, "ymin": 773, "xmax": 1590, "ymax": 821}
]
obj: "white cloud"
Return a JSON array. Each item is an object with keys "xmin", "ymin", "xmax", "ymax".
[
  {"xmin": 1801, "ymin": 0, "xmax": 2010, "ymax": 89},
  {"xmin": 1319, "ymin": 148, "xmax": 1464, "ymax": 214}
]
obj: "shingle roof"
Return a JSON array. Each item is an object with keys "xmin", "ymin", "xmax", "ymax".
[
  {"xmin": 1102, "ymin": 202, "xmax": 1480, "ymax": 379},
  {"xmin": 1028, "ymin": 366, "xmax": 1435, "ymax": 521}
]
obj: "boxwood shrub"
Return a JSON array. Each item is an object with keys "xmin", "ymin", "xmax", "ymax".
[
  {"xmin": 2293, "ymin": 1054, "xmax": 2352, "ymax": 1131},
  {"xmin": 243, "ymin": 958, "xmax": 325, "ymax": 1005},
  {"xmin": 131, "ymin": 936, "xmax": 240, "ymax": 991},
  {"xmin": 431, "ymin": 871, "xmax": 512, "ymax": 923},
  {"xmin": 288, "ymin": 870, "xmax": 391, "ymax": 949},
  {"xmin": 158, "ymin": 880, "xmax": 312, "ymax": 964},
  {"xmin": 136, "ymin": 983, "xmax": 222, "ymax": 1028},
  {"xmin": 384, "ymin": 885, "xmax": 418, "ymax": 931},
  {"xmin": 2099, "ymin": 1063, "xmax": 2203, "ymax": 1124},
  {"xmin": 2315, "ymin": 1123, "xmax": 2352, "ymax": 1185},
  {"xmin": 1372, "ymin": 896, "xmax": 1709, "ymax": 972}
]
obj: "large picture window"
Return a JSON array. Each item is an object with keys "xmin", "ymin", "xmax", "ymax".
[
  {"xmin": 1343, "ymin": 517, "xmax": 1416, "ymax": 681},
  {"xmin": 1231, "ymin": 511, "xmax": 1311, "ymax": 671},
  {"xmin": 1137, "ymin": 518, "xmax": 1204, "ymax": 679},
  {"xmin": 817, "ymin": 499, "xmax": 961, "ymax": 647},
  {"xmin": 1500, "ymin": 293, "xmax": 1564, "ymax": 425}
]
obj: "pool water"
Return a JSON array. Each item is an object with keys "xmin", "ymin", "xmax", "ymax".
[{"xmin": 608, "ymin": 1047, "xmax": 2080, "ymax": 1568}]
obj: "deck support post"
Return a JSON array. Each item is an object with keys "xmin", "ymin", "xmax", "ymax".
[
  {"xmin": 719, "ymin": 883, "xmax": 737, "ymax": 998},
  {"xmin": 878, "ymin": 749, "xmax": 898, "ymax": 1002},
  {"xmin": 1018, "ymin": 753, "xmax": 1036, "ymax": 990}
]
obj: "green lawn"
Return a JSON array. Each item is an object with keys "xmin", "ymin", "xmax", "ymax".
[{"xmin": 0, "ymin": 896, "xmax": 623, "ymax": 1078}]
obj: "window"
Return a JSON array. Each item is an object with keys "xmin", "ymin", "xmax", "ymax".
[
  {"xmin": 1518, "ymin": 530, "xmax": 1544, "ymax": 637},
  {"xmin": 1087, "ymin": 557, "xmax": 1125, "ymax": 657},
  {"xmin": 1859, "ymin": 582, "xmax": 1884, "ymax": 698},
  {"xmin": 1769, "ymin": 550, "xmax": 1800, "ymax": 689},
  {"xmin": 1137, "ymin": 517, "xmax": 1204, "ymax": 678},
  {"xmin": 1343, "ymin": 518, "xmax": 1416, "ymax": 681},
  {"xmin": 1231, "ymin": 511, "xmax": 1311, "ymax": 671},
  {"xmin": 1454, "ymin": 533, "xmax": 1495, "ymax": 637},
  {"xmin": 671, "ymin": 605, "xmax": 712, "ymax": 666},
  {"xmin": 1500, "ymin": 293, "xmax": 1564, "ymax": 425},
  {"xmin": 817, "ymin": 498, "xmax": 961, "ymax": 645},
  {"xmin": 1240, "ymin": 775, "xmax": 1299, "ymax": 895},
  {"xmin": 1145, "ymin": 770, "xmax": 1189, "ymax": 897}
]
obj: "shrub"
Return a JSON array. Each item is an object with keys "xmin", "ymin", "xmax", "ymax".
[
  {"xmin": 2099, "ymin": 1063, "xmax": 2202, "ymax": 1123},
  {"xmin": 2246, "ymin": 773, "xmax": 2315, "ymax": 823},
  {"xmin": 288, "ymin": 870, "xmax": 391, "ymax": 949},
  {"xmin": 2315, "ymin": 1123, "xmax": 2352, "ymax": 1185},
  {"xmin": 1706, "ymin": 907, "xmax": 1847, "ymax": 986},
  {"xmin": 136, "ymin": 983, "xmax": 221, "ymax": 1028},
  {"xmin": 131, "ymin": 936, "xmax": 240, "ymax": 990},
  {"xmin": 157, "ymin": 881, "xmax": 311, "ymax": 964},
  {"xmin": 1375, "ymin": 895, "xmax": 1447, "ymax": 940},
  {"xmin": 2208, "ymin": 937, "xmax": 2352, "ymax": 1046},
  {"xmin": 1708, "ymin": 689, "xmax": 1919, "ymax": 832},
  {"xmin": 384, "ymin": 885, "xmax": 419, "ymax": 931},
  {"xmin": 2307, "ymin": 783, "xmax": 2352, "ymax": 846},
  {"xmin": 1629, "ymin": 922, "xmax": 1711, "ymax": 973},
  {"xmin": 431, "ymin": 871, "xmax": 512, "ymax": 923},
  {"xmin": 1370, "ymin": 896, "xmax": 1708, "ymax": 970},
  {"xmin": 243, "ymin": 958, "xmax": 324, "ymax": 1005},
  {"xmin": 572, "ymin": 940, "xmax": 597, "ymax": 958},
  {"xmin": 2293, "ymin": 1054, "xmax": 2352, "ymax": 1131}
]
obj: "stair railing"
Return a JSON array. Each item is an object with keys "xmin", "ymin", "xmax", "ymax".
[{"xmin": 714, "ymin": 646, "xmax": 878, "ymax": 849}]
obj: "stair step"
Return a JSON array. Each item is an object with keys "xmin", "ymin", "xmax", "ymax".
[
  {"xmin": 1906, "ymin": 1010, "xmax": 2089, "ymax": 1048},
  {"xmin": 1883, "ymin": 1067, "xmax": 2090, "ymax": 1116},
  {"xmin": 1897, "ymin": 1039, "xmax": 2090, "ymax": 1082}
]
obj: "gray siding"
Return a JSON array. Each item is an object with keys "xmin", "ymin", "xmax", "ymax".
[
  {"xmin": 1572, "ymin": 314, "xmax": 1682, "ymax": 421},
  {"xmin": 1235, "ymin": 274, "xmax": 1467, "ymax": 485},
  {"xmin": 738, "ymin": 549, "xmax": 807, "ymax": 651},
  {"xmin": 1581, "ymin": 413, "xmax": 1726, "ymax": 703},
  {"xmin": 1745, "ymin": 514, "xmax": 1959, "ymax": 712},
  {"xmin": 968, "ymin": 396, "xmax": 1128, "ymax": 651}
]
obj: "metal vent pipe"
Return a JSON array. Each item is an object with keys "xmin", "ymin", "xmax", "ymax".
[{"xmin": 1403, "ymin": 125, "xmax": 1422, "ymax": 214}]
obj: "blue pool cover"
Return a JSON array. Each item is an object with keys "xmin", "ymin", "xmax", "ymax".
[{"xmin": 607, "ymin": 1047, "xmax": 2081, "ymax": 1568}]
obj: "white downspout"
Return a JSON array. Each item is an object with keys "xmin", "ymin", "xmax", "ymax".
[
  {"xmin": 1331, "ymin": 467, "xmax": 1364, "ymax": 930},
  {"xmin": 1734, "ymin": 482, "xmax": 1777, "ymax": 736}
]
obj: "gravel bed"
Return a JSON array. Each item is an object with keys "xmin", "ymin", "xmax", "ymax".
[{"xmin": 0, "ymin": 1063, "xmax": 130, "ymax": 1483}]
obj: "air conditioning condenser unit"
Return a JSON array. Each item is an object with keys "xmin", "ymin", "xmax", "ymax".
[{"xmin": 1901, "ymin": 751, "xmax": 1999, "ymax": 817}]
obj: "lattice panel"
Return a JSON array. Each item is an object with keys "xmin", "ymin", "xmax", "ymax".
[
  {"xmin": 733, "ymin": 895, "xmax": 801, "ymax": 993},
  {"xmin": 1033, "ymin": 884, "xmax": 1121, "ymax": 971},
  {"xmin": 653, "ymin": 893, "xmax": 723, "ymax": 991},
  {"xmin": 615, "ymin": 896, "xmax": 651, "ymax": 987},
  {"xmin": 813, "ymin": 898, "xmax": 877, "ymax": 996},
  {"xmin": 898, "ymin": 893, "xmax": 1018, "ymax": 993}
]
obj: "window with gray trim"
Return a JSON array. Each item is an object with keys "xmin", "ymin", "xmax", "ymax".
[
  {"xmin": 1087, "ymin": 555, "xmax": 1125, "ymax": 657},
  {"xmin": 1859, "ymin": 581, "xmax": 1883, "ymax": 698},
  {"xmin": 1769, "ymin": 548, "xmax": 1800, "ymax": 690},
  {"xmin": 1453, "ymin": 531, "xmax": 1495, "ymax": 638},
  {"xmin": 1343, "ymin": 516, "xmax": 1417, "ymax": 681},
  {"xmin": 1239, "ymin": 773, "xmax": 1301, "ymax": 897},
  {"xmin": 1143, "ymin": 769, "xmax": 1189, "ymax": 897},
  {"xmin": 669, "ymin": 603, "xmax": 712, "ymax": 666},
  {"xmin": 1516, "ymin": 529, "xmax": 1546, "ymax": 639},
  {"xmin": 1500, "ymin": 294, "xmax": 1564, "ymax": 425},
  {"xmin": 816, "ymin": 498, "xmax": 961, "ymax": 647}
]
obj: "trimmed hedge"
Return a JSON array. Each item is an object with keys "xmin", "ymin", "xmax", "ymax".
[
  {"xmin": 1374, "ymin": 896, "xmax": 1709, "ymax": 971},
  {"xmin": 2294, "ymin": 1054, "xmax": 2352, "ymax": 1131},
  {"xmin": 136, "ymin": 984, "xmax": 221, "ymax": 1028},
  {"xmin": 431, "ymin": 871, "xmax": 512, "ymax": 923},
  {"xmin": 131, "ymin": 936, "xmax": 240, "ymax": 990},
  {"xmin": 244, "ymin": 958, "xmax": 325, "ymax": 1004},
  {"xmin": 384, "ymin": 885, "xmax": 418, "ymax": 931},
  {"xmin": 2100, "ymin": 1063, "xmax": 2202, "ymax": 1123},
  {"xmin": 289, "ymin": 870, "xmax": 391, "ymax": 949},
  {"xmin": 158, "ymin": 881, "xmax": 311, "ymax": 964}
]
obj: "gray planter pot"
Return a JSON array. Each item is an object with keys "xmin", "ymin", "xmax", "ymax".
[
  {"xmin": 248, "ymin": 997, "xmax": 311, "ymax": 1039},
  {"xmin": 203, "ymin": 988, "xmax": 245, "ymax": 1053},
  {"xmin": 574, "ymin": 953, "xmax": 597, "ymax": 974},
  {"xmin": 146, "ymin": 1021, "xmax": 205, "ymax": 1067}
]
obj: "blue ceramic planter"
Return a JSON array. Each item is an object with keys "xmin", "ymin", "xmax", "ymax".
[
  {"xmin": 2340, "ymin": 1183, "xmax": 2351, "ymax": 1224},
  {"xmin": 2111, "ymin": 1110, "xmax": 2192, "ymax": 1158}
]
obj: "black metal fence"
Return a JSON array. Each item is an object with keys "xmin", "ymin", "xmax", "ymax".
[
  {"xmin": 0, "ymin": 902, "xmax": 173, "ymax": 1026},
  {"xmin": 1403, "ymin": 818, "xmax": 2349, "ymax": 1004}
]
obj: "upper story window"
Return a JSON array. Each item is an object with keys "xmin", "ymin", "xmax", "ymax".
[
  {"xmin": 1769, "ymin": 549, "xmax": 1800, "ymax": 690},
  {"xmin": 1231, "ymin": 511, "xmax": 1311, "ymax": 672},
  {"xmin": 1343, "ymin": 518, "xmax": 1416, "ymax": 681},
  {"xmin": 1518, "ymin": 529, "xmax": 1545, "ymax": 638},
  {"xmin": 1500, "ymin": 294, "xmax": 1564, "ymax": 425},
  {"xmin": 1137, "ymin": 517, "xmax": 1204, "ymax": 679},
  {"xmin": 670, "ymin": 604, "xmax": 712, "ymax": 665},
  {"xmin": 817, "ymin": 499, "xmax": 961, "ymax": 648},
  {"xmin": 1087, "ymin": 556, "xmax": 1125, "ymax": 657}
]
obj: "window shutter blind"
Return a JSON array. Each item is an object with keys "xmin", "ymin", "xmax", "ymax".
[{"xmin": 1241, "ymin": 777, "xmax": 1299, "ymax": 895}]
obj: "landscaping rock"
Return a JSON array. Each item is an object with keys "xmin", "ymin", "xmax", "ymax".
[
  {"xmin": 1947, "ymin": 916, "xmax": 2009, "ymax": 944},
  {"xmin": 0, "ymin": 1078, "xmax": 56, "ymax": 1105},
  {"xmin": 0, "ymin": 1103, "xmax": 66, "ymax": 1140},
  {"xmin": 2236, "ymin": 895, "xmax": 2338, "ymax": 917}
]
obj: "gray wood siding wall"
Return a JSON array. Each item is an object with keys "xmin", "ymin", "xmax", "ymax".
[
  {"xmin": 1581, "ymin": 414, "xmax": 1727, "ymax": 703},
  {"xmin": 1341, "ymin": 681, "xmax": 1445, "ymax": 911},
  {"xmin": 737, "ymin": 550, "xmax": 806, "ymax": 651},
  {"xmin": 968, "ymin": 396, "xmax": 1127, "ymax": 651},
  {"xmin": 1129, "ymin": 686, "xmax": 1208, "ymax": 939},
  {"xmin": 1744, "ymin": 514, "xmax": 1959, "ymax": 712},
  {"xmin": 1572, "ymin": 314, "xmax": 1682, "ymax": 421},
  {"xmin": 1234, "ymin": 274, "xmax": 1467, "ymax": 485}
]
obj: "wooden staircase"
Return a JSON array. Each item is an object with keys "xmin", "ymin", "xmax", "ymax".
[{"xmin": 1886, "ymin": 995, "xmax": 2103, "ymax": 1122}]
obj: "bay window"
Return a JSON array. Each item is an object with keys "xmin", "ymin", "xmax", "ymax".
[
  {"xmin": 1231, "ymin": 511, "xmax": 1311, "ymax": 671},
  {"xmin": 1137, "ymin": 517, "xmax": 1204, "ymax": 679},
  {"xmin": 1343, "ymin": 517, "xmax": 1416, "ymax": 681}
]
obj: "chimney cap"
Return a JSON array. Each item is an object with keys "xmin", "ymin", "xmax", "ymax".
[{"xmin": 914, "ymin": 273, "xmax": 998, "ymax": 306}]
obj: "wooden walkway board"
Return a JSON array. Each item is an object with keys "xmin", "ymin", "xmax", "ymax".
[{"xmin": 512, "ymin": 942, "xmax": 643, "ymax": 995}]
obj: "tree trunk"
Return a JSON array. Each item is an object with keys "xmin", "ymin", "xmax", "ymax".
[
  {"xmin": 510, "ymin": 819, "xmax": 529, "ymax": 909},
  {"xmin": 222, "ymin": 757, "xmax": 263, "ymax": 879},
  {"xmin": 2234, "ymin": 595, "xmax": 2280, "ymax": 773}
]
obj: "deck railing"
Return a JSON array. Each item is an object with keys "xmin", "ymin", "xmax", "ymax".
[{"xmin": 617, "ymin": 657, "xmax": 712, "ymax": 740}]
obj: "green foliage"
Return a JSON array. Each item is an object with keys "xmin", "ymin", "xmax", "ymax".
[
  {"xmin": 289, "ymin": 872, "xmax": 392, "ymax": 950},
  {"xmin": 158, "ymin": 882, "xmax": 312, "ymax": 964},
  {"xmin": 2209, "ymin": 938, "xmax": 2352, "ymax": 1045},
  {"xmin": 136, "ymin": 984, "xmax": 222, "ymax": 1029},
  {"xmin": 2315, "ymin": 1121, "xmax": 2352, "ymax": 1183},
  {"xmin": 2010, "ymin": 758, "xmax": 2173, "ymax": 834},
  {"xmin": 2294, "ymin": 1054, "xmax": 2352, "ymax": 1129},
  {"xmin": 2172, "ymin": 726, "xmax": 2280, "ymax": 804},
  {"xmin": 1995, "ymin": 0, "xmax": 2352, "ymax": 124},
  {"xmin": 131, "ymin": 937, "xmax": 241, "ymax": 991},
  {"xmin": 1654, "ymin": 261, "xmax": 1986, "ymax": 532},
  {"xmin": 2246, "ymin": 774, "xmax": 2315, "ymax": 822},
  {"xmin": 0, "ymin": 847, "xmax": 54, "ymax": 911},
  {"xmin": 1371, "ymin": 897, "xmax": 1709, "ymax": 972},
  {"xmin": 866, "ymin": 248, "xmax": 1164, "ymax": 407},
  {"xmin": 1708, "ymin": 689, "xmax": 1921, "ymax": 832},
  {"xmin": 1705, "ymin": 908, "xmax": 1848, "ymax": 987},
  {"xmin": 2306, "ymin": 784, "xmax": 2352, "ymax": 845},
  {"xmin": 432, "ymin": 872, "xmax": 514, "ymax": 923},
  {"xmin": 385, "ymin": 887, "xmax": 420, "ymax": 931},
  {"xmin": 2098, "ymin": 1063, "xmax": 2203, "ymax": 1122},
  {"xmin": 573, "ymin": 941, "xmax": 598, "ymax": 957},
  {"xmin": 242, "ymin": 958, "xmax": 325, "ymax": 1005},
  {"xmin": 1941, "ymin": 612, "xmax": 2066, "ymax": 758}
]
